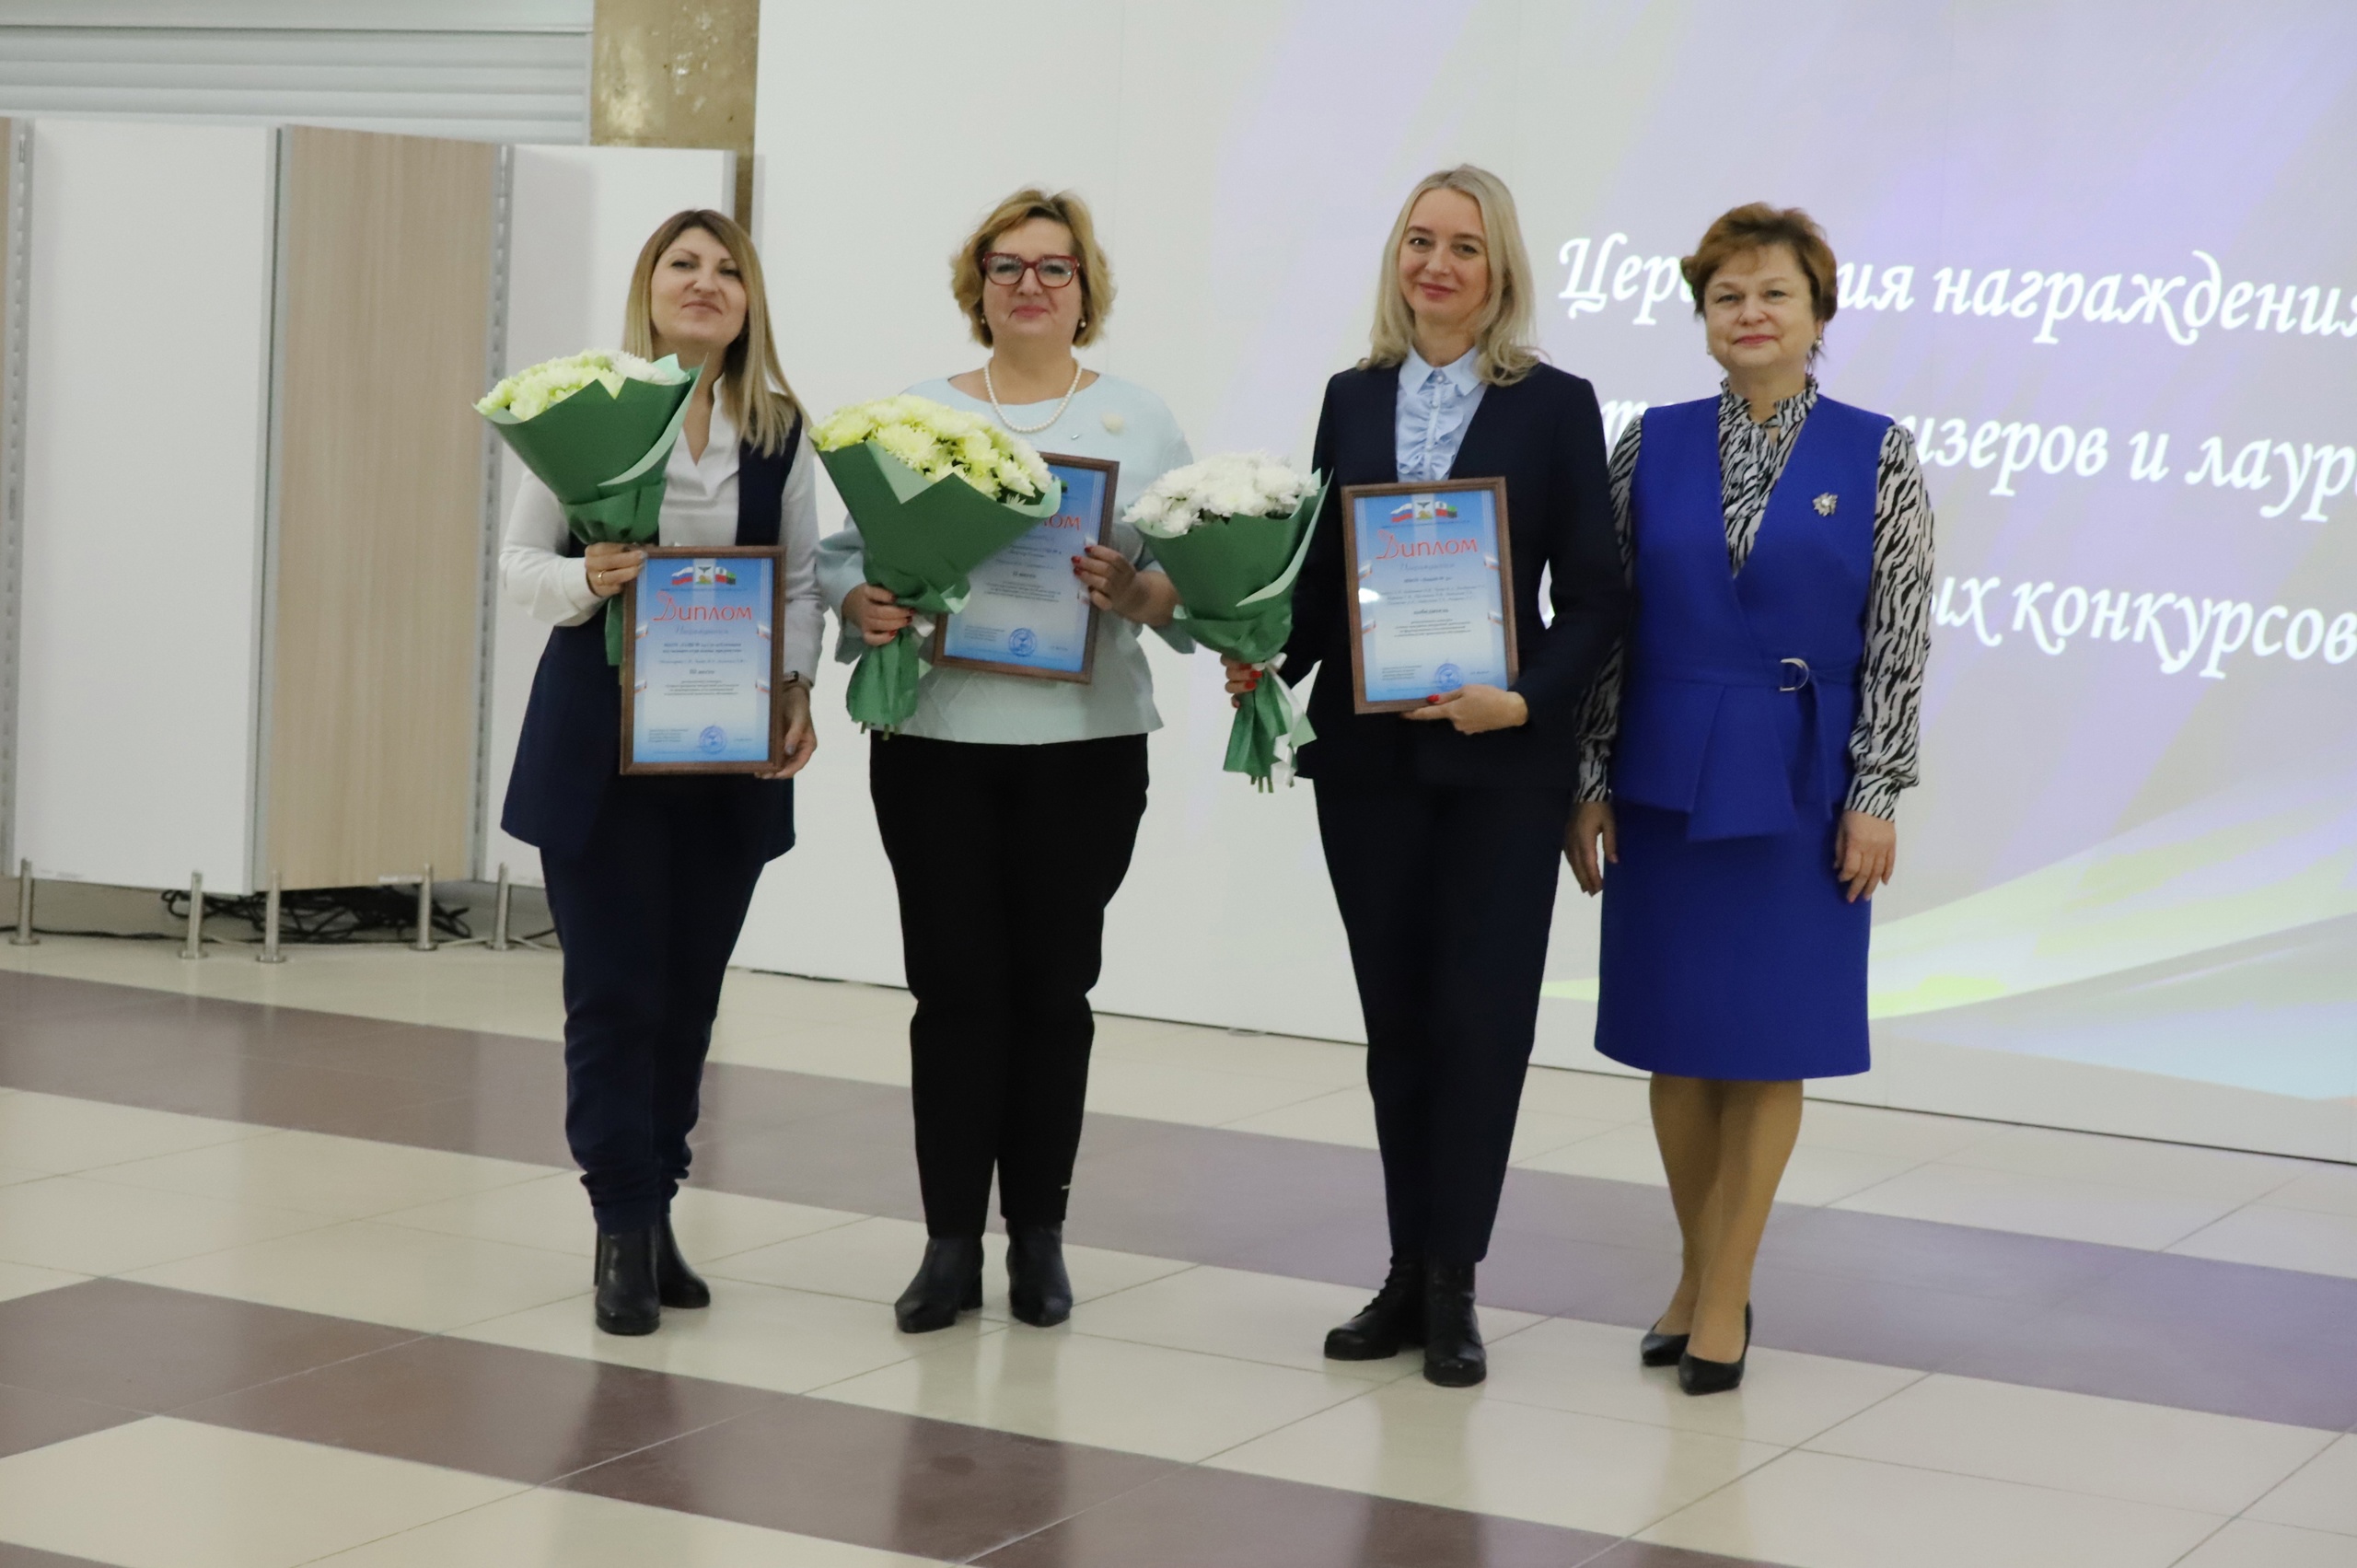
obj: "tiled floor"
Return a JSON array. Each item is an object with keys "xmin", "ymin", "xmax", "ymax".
[{"xmin": 0, "ymin": 938, "xmax": 2352, "ymax": 1565}]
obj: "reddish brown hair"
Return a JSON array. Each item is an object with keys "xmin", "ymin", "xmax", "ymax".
[{"xmin": 1681, "ymin": 203, "xmax": 1839, "ymax": 325}]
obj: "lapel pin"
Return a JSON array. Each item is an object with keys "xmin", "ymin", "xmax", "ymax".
[
  {"xmin": 1813, "ymin": 493, "xmax": 1839, "ymax": 516},
  {"xmin": 1101, "ymin": 412, "xmax": 1126, "ymax": 435}
]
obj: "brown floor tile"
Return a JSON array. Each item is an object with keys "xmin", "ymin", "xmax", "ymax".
[
  {"xmin": 0, "ymin": 1381, "xmax": 143, "ymax": 1459},
  {"xmin": 0, "ymin": 1280, "xmax": 413, "ymax": 1414},
  {"xmin": 560, "ymin": 1395, "xmax": 1176, "ymax": 1562},
  {"xmin": 0, "ymin": 971, "xmax": 180, "ymax": 1026},
  {"xmin": 180, "ymin": 1333, "xmax": 774, "ymax": 1485},
  {"xmin": 0, "ymin": 1542, "xmax": 125, "ymax": 1568}
]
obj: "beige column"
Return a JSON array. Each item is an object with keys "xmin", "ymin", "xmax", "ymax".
[{"xmin": 591, "ymin": 0, "xmax": 761, "ymax": 225}]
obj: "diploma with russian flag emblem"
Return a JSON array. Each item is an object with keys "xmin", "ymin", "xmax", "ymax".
[
  {"xmin": 620, "ymin": 546, "xmax": 785, "ymax": 772},
  {"xmin": 1339, "ymin": 477, "xmax": 1518, "ymax": 714}
]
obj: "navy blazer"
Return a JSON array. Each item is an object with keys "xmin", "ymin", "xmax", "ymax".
[
  {"xmin": 502, "ymin": 424, "xmax": 802, "ymax": 864},
  {"xmin": 1282, "ymin": 363, "xmax": 1629, "ymax": 789}
]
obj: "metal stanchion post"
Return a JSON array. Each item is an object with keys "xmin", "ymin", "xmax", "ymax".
[
  {"xmin": 181, "ymin": 871, "xmax": 206, "ymax": 960},
  {"xmin": 258, "ymin": 870, "xmax": 285, "ymax": 964},
  {"xmin": 489, "ymin": 863, "xmax": 512, "ymax": 952},
  {"xmin": 412, "ymin": 863, "xmax": 435, "ymax": 953},
  {"xmin": 9, "ymin": 860, "xmax": 36, "ymax": 947}
]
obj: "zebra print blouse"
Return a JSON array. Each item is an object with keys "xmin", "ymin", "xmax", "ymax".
[{"xmin": 1573, "ymin": 377, "xmax": 1936, "ymax": 820}]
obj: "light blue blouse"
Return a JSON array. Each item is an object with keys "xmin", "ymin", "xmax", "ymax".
[
  {"xmin": 1396, "ymin": 345, "xmax": 1487, "ymax": 482},
  {"xmin": 815, "ymin": 373, "xmax": 1194, "ymax": 744}
]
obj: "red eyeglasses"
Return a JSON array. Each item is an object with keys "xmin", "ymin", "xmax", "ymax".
[{"xmin": 981, "ymin": 252, "xmax": 1083, "ymax": 288}]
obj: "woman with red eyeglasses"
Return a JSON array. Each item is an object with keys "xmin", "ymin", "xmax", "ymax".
[{"xmin": 818, "ymin": 186, "xmax": 1194, "ymax": 1335}]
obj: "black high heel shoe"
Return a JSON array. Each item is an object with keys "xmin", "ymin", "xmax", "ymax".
[
  {"xmin": 1678, "ymin": 1306, "xmax": 1752, "ymax": 1396},
  {"xmin": 1005, "ymin": 1224, "xmax": 1074, "ymax": 1327},
  {"xmin": 1642, "ymin": 1302, "xmax": 1747, "ymax": 1368},
  {"xmin": 654, "ymin": 1216, "xmax": 711, "ymax": 1309},
  {"xmin": 593, "ymin": 1226, "xmax": 661, "ymax": 1336},
  {"xmin": 1324, "ymin": 1259, "xmax": 1425, "ymax": 1361},
  {"xmin": 894, "ymin": 1236, "xmax": 983, "ymax": 1333}
]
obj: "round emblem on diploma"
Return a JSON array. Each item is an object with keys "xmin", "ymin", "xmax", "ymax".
[
  {"xmin": 1009, "ymin": 628, "xmax": 1038, "ymax": 656},
  {"xmin": 1434, "ymin": 662, "xmax": 1464, "ymax": 691},
  {"xmin": 698, "ymin": 726, "xmax": 727, "ymax": 753}
]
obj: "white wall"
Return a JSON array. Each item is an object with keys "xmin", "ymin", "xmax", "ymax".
[
  {"xmin": 15, "ymin": 120, "xmax": 274, "ymax": 895},
  {"xmin": 483, "ymin": 145, "xmax": 736, "ymax": 887}
]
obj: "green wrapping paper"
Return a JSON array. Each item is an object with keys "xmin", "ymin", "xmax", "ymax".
[
  {"xmin": 1149, "ymin": 478, "xmax": 1328, "ymax": 788},
  {"xmin": 819, "ymin": 440, "xmax": 1062, "ymax": 731},
  {"xmin": 480, "ymin": 359, "xmax": 701, "ymax": 664}
]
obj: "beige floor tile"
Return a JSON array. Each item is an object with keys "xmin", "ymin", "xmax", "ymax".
[
  {"xmin": 1229, "ymin": 1088, "xmax": 1619, "ymax": 1162},
  {"xmin": 709, "ymin": 1214, "xmax": 1191, "ymax": 1319},
  {"xmin": 1639, "ymin": 1449, "xmax": 2224, "ymax": 1568},
  {"xmin": 0, "ymin": 1174, "xmax": 333, "ymax": 1275},
  {"xmin": 310, "ymin": 1485, "xmax": 942, "ymax": 1567},
  {"xmin": 80, "ymin": 1130, "xmax": 552, "ymax": 1220},
  {"xmin": 2178, "ymin": 1519, "xmax": 2357, "ymax": 1566},
  {"xmin": 1071, "ymin": 1263, "xmax": 1537, "ymax": 1378},
  {"xmin": 0, "ymin": 1090, "xmax": 266, "ymax": 1174},
  {"xmin": 0, "ymin": 1162, "xmax": 47, "ymax": 1188},
  {"xmin": 1794, "ymin": 1099, "xmax": 2002, "ymax": 1160},
  {"xmin": 1093, "ymin": 1016, "xmax": 1369, "ymax": 1088},
  {"xmin": 0, "ymin": 1257, "xmax": 87, "ymax": 1305},
  {"xmin": 719, "ymin": 974, "xmax": 914, "ymax": 1034},
  {"xmin": 704, "ymin": 1019, "xmax": 911, "ymax": 1085},
  {"xmin": 1206, "ymin": 1376, "xmax": 1780, "ymax": 1537},
  {"xmin": 1942, "ymin": 1124, "xmax": 2312, "ymax": 1203},
  {"xmin": 817, "ymin": 1321, "xmax": 1371, "ymax": 1463},
  {"xmin": 377, "ymin": 1171, "xmax": 859, "ymax": 1263},
  {"xmin": 459, "ymin": 1275, "xmax": 960, "ymax": 1395},
  {"xmin": 1516, "ymin": 1067, "xmax": 1655, "ymax": 1121},
  {"xmin": 1516, "ymin": 1121, "xmax": 1669, "ymax": 1187},
  {"xmin": 1829, "ymin": 1160, "xmax": 2238, "ymax": 1249},
  {"xmin": 1082, "ymin": 1056, "xmax": 1333, "ymax": 1125},
  {"xmin": 2260, "ymin": 1164, "xmax": 2357, "ymax": 1219},
  {"xmin": 1767, "ymin": 1144, "xmax": 1933, "ymax": 1206},
  {"xmin": 1803, "ymin": 1372, "xmax": 2332, "ymax": 1516},
  {"xmin": 0, "ymin": 1416, "xmax": 523, "ymax": 1568},
  {"xmin": 126, "ymin": 1218, "xmax": 588, "ymax": 1333},
  {"xmin": 2248, "ymin": 1434, "xmax": 2357, "ymax": 1535},
  {"xmin": 2167, "ymin": 1205, "xmax": 2357, "ymax": 1280},
  {"xmin": 1480, "ymin": 1315, "xmax": 1923, "ymax": 1447}
]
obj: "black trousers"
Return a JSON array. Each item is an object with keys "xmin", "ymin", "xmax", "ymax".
[
  {"xmin": 540, "ymin": 773, "xmax": 771, "ymax": 1234},
  {"xmin": 869, "ymin": 732, "xmax": 1149, "ymax": 1237},
  {"xmin": 1314, "ymin": 776, "xmax": 1573, "ymax": 1265}
]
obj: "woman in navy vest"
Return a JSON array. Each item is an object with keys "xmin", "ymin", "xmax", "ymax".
[
  {"xmin": 1568, "ymin": 204, "xmax": 1936, "ymax": 1394},
  {"xmin": 500, "ymin": 208, "xmax": 822, "ymax": 1337},
  {"xmin": 1227, "ymin": 167, "xmax": 1628, "ymax": 1387}
]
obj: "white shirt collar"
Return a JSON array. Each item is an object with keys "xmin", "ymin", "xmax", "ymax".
[{"xmin": 1402, "ymin": 345, "xmax": 1481, "ymax": 398}]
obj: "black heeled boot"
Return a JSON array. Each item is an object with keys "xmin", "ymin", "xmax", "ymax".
[
  {"xmin": 1005, "ymin": 1224, "xmax": 1074, "ymax": 1328},
  {"xmin": 1422, "ymin": 1261, "xmax": 1485, "ymax": 1388},
  {"xmin": 1678, "ymin": 1306, "xmax": 1753, "ymax": 1396},
  {"xmin": 593, "ymin": 1226, "xmax": 661, "ymax": 1336},
  {"xmin": 1643, "ymin": 1302, "xmax": 1747, "ymax": 1368},
  {"xmin": 894, "ymin": 1236, "xmax": 983, "ymax": 1334},
  {"xmin": 654, "ymin": 1215, "xmax": 710, "ymax": 1309},
  {"xmin": 1324, "ymin": 1258, "xmax": 1425, "ymax": 1361}
]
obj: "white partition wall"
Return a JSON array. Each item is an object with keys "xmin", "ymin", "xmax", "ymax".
[
  {"xmin": 482, "ymin": 145, "xmax": 736, "ymax": 888},
  {"xmin": 15, "ymin": 121, "xmax": 275, "ymax": 894}
]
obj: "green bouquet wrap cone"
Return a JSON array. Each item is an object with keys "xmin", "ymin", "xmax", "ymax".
[
  {"xmin": 819, "ymin": 440, "xmax": 1062, "ymax": 731},
  {"xmin": 479, "ymin": 358, "xmax": 701, "ymax": 664},
  {"xmin": 1148, "ymin": 477, "xmax": 1328, "ymax": 788}
]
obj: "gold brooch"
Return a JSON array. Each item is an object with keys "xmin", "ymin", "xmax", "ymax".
[{"xmin": 1813, "ymin": 493, "xmax": 1838, "ymax": 515}]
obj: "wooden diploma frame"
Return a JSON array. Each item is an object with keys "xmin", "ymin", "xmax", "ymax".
[{"xmin": 619, "ymin": 544, "xmax": 787, "ymax": 774}]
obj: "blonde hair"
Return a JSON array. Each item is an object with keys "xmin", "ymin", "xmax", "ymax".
[
  {"xmin": 1364, "ymin": 165, "xmax": 1542, "ymax": 386},
  {"xmin": 949, "ymin": 186, "xmax": 1115, "ymax": 348},
  {"xmin": 622, "ymin": 208, "xmax": 801, "ymax": 455}
]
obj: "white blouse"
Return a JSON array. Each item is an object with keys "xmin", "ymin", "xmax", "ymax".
[{"xmin": 499, "ymin": 400, "xmax": 825, "ymax": 683}]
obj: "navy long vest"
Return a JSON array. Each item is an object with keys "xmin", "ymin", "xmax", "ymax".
[{"xmin": 502, "ymin": 424, "xmax": 801, "ymax": 865}]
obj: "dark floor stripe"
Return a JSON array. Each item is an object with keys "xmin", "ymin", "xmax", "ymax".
[
  {"xmin": 0, "ymin": 1279, "xmax": 1771, "ymax": 1568},
  {"xmin": 0, "ymin": 1544, "xmax": 122, "ymax": 1568},
  {"xmin": 6, "ymin": 969, "xmax": 2357, "ymax": 1431}
]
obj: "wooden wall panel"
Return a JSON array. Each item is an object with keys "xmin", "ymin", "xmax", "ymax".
[{"xmin": 269, "ymin": 126, "xmax": 493, "ymax": 889}]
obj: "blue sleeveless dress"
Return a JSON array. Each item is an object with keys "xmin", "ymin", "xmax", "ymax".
[{"xmin": 1594, "ymin": 395, "xmax": 1887, "ymax": 1081}]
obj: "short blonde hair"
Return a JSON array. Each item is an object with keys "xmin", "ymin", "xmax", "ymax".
[
  {"xmin": 1364, "ymin": 166, "xmax": 1541, "ymax": 386},
  {"xmin": 949, "ymin": 187, "xmax": 1114, "ymax": 348},
  {"xmin": 621, "ymin": 209, "xmax": 801, "ymax": 455}
]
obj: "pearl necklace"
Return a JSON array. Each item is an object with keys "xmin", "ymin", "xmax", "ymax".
[{"xmin": 983, "ymin": 359, "xmax": 1085, "ymax": 435}]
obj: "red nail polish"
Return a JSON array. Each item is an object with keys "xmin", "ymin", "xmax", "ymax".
[{"xmin": 1426, "ymin": 694, "xmax": 1441, "ymax": 704}]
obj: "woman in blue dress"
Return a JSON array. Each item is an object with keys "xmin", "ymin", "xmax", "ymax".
[{"xmin": 1567, "ymin": 204, "xmax": 1935, "ymax": 1395}]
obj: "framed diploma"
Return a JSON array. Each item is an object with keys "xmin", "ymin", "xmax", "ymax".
[
  {"xmin": 1339, "ymin": 477, "xmax": 1518, "ymax": 714},
  {"xmin": 932, "ymin": 453, "xmax": 1118, "ymax": 682},
  {"xmin": 619, "ymin": 546, "xmax": 785, "ymax": 773}
]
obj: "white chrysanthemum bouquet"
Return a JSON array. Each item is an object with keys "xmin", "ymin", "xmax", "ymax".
[
  {"xmin": 1123, "ymin": 453, "xmax": 1328, "ymax": 786},
  {"xmin": 814, "ymin": 395, "xmax": 1062, "ymax": 729},
  {"xmin": 477, "ymin": 349, "xmax": 687, "ymax": 422}
]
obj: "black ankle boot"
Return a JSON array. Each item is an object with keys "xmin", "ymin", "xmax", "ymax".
[
  {"xmin": 1324, "ymin": 1258, "xmax": 1425, "ymax": 1361},
  {"xmin": 895, "ymin": 1236, "xmax": 983, "ymax": 1333},
  {"xmin": 654, "ymin": 1215, "xmax": 710, "ymax": 1309},
  {"xmin": 594, "ymin": 1226, "xmax": 661, "ymax": 1336},
  {"xmin": 1005, "ymin": 1224, "xmax": 1074, "ymax": 1328},
  {"xmin": 1422, "ymin": 1261, "xmax": 1484, "ymax": 1387}
]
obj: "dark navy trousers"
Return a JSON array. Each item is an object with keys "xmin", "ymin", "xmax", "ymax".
[{"xmin": 540, "ymin": 772, "xmax": 773, "ymax": 1234}]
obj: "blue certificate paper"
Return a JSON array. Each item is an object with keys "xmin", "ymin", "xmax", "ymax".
[
  {"xmin": 935, "ymin": 456, "xmax": 1116, "ymax": 682},
  {"xmin": 1343, "ymin": 480, "xmax": 1518, "ymax": 712},
  {"xmin": 623, "ymin": 551, "xmax": 779, "ymax": 772}
]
